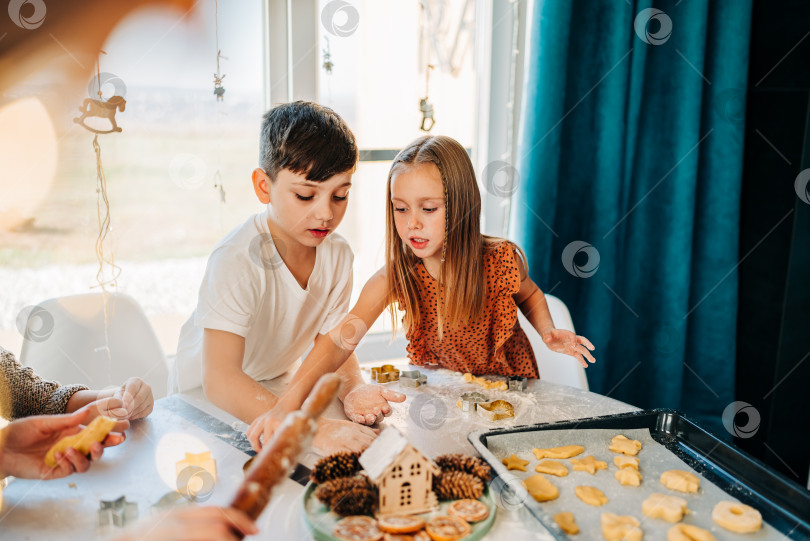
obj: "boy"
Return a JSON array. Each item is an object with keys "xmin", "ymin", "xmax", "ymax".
[{"xmin": 171, "ymin": 102, "xmax": 403, "ymax": 454}]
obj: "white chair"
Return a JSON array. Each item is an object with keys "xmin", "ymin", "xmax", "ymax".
[
  {"xmin": 19, "ymin": 292, "xmax": 168, "ymax": 398},
  {"xmin": 518, "ymin": 294, "xmax": 589, "ymax": 390}
]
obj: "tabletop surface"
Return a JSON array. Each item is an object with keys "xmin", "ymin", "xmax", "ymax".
[{"xmin": 0, "ymin": 363, "xmax": 636, "ymax": 540}]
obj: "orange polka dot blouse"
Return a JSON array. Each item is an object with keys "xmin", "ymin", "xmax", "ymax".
[{"xmin": 405, "ymin": 241, "xmax": 539, "ymax": 378}]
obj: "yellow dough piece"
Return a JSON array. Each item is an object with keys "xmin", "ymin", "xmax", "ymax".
[
  {"xmin": 601, "ymin": 513, "xmax": 643, "ymax": 541},
  {"xmin": 574, "ymin": 485, "xmax": 608, "ymax": 506},
  {"xmin": 571, "ymin": 455, "xmax": 607, "ymax": 474},
  {"xmin": 660, "ymin": 470, "xmax": 700, "ymax": 493},
  {"xmin": 614, "ymin": 456, "xmax": 639, "ymax": 470},
  {"xmin": 502, "ymin": 454, "xmax": 530, "ymax": 471},
  {"xmin": 712, "ymin": 501, "xmax": 762, "ymax": 534},
  {"xmin": 641, "ymin": 493, "xmax": 688, "ymax": 522},
  {"xmin": 535, "ymin": 459, "xmax": 568, "ymax": 477},
  {"xmin": 609, "ymin": 435, "xmax": 642, "ymax": 456},
  {"xmin": 463, "ymin": 372, "xmax": 508, "ymax": 391},
  {"xmin": 531, "ymin": 445, "xmax": 585, "ymax": 460},
  {"xmin": 554, "ymin": 512, "xmax": 579, "ymax": 535},
  {"xmin": 523, "ymin": 474, "xmax": 559, "ymax": 502},
  {"xmin": 667, "ymin": 523, "xmax": 716, "ymax": 541},
  {"xmin": 44, "ymin": 416, "xmax": 117, "ymax": 467},
  {"xmin": 615, "ymin": 468, "xmax": 642, "ymax": 487}
]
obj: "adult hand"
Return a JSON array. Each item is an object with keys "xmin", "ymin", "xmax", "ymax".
[
  {"xmin": 0, "ymin": 409, "xmax": 124, "ymax": 480},
  {"xmin": 343, "ymin": 384, "xmax": 405, "ymax": 425},
  {"xmin": 79, "ymin": 397, "xmax": 131, "ymax": 433},
  {"xmin": 311, "ymin": 418, "xmax": 378, "ymax": 455},
  {"xmin": 542, "ymin": 329, "xmax": 596, "ymax": 367},
  {"xmin": 112, "ymin": 507, "xmax": 257, "ymax": 541}
]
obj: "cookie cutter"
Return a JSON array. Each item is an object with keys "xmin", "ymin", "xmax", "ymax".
[
  {"xmin": 477, "ymin": 399, "xmax": 515, "ymax": 421},
  {"xmin": 371, "ymin": 364, "xmax": 400, "ymax": 383},
  {"xmin": 98, "ymin": 496, "xmax": 138, "ymax": 527},
  {"xmin": 508, "ymin": 376, "xmax": 527, "ymax": 391},
  {"xmin": 457, "ymin": 391, "xmax": 488, "ymax": 412},
  {"xmin": 400, "ymin": 370, "xmax": 427, "ymax": 388}
]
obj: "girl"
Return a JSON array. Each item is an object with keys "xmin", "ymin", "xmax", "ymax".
[
  {"xmin": 249, "ymin": 135, "xmax": 596, "ymax": 440},
  {"xmin": 354, "ymin": 134, "xmax": 596, "ymax": 378}
]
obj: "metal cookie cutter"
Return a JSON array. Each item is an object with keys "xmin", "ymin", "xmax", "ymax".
[
  {"xmin": 477, "ymin": 399, "xmax": 515, "ymax": 421},
  {"xmin": 98, "ymin": 496, "xmax": 138, "ymax": 527},
  {"xmin": 372, "ymin": 364, "xmax": 400, "ymax": 383},
  {"xmin": 457, "ymin": 391, "xmax": 488, "ymax": 412},
  {"xmin": 400, "ymin": 370, "xmax": 427, "ymax": 388},
  {"xmin": 508, "ymin": 376, "xmax": 528, "ymax": 391}
]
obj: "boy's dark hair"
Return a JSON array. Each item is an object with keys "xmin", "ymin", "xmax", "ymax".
[{"xmin": 259, "ymin": 101, "xmax": 358, "ymax": 181}]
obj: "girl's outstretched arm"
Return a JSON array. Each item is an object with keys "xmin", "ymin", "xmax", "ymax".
[
  {"xmin": 247, "ymin": 268, "xmax": 392, "ymax": 448},
  {"xmin": 512, "ymin": 253, "xmax": 596, "ymax": 368}
]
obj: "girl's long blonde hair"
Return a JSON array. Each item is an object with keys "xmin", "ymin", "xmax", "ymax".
[{"xmin": 385, "ymin": 135, "xmax": 486, "ymax": 337}]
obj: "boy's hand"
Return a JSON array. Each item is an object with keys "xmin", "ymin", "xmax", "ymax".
[
  {"xmin": 542, "ymin": 329, "xmax": 596, "ymax": 367},
  {"xmin": 113, "ymin": 377, "xmax": 154, "ymax": 420},
  {"xmin": 246, "ymin": 410, "xmax": 283, "ymax": 452},
  {"xmin": 312, "ymin": 418, "xmax": 378, "ymax": 455},
  {"xmin": 343, "ymin": 384, "xmax": 406, "ymax": 425}
]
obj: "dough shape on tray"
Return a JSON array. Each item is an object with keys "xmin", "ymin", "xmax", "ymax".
[
  {"xmin": 712, "ymin": 500, "xmax": 762, "ymax": 534},
  {"xmin": 642, "ymin": 493, "xmax": 689, "ymax": 522},
  {"xmin": 667, "ymin": 523, "xmax": 716, "ymax": 541},
  {"xmin": 531, "ymin": 445, "xmax": 585, "ymax": 459},
  {"xmin": 502, "ymin": 454, "xmax": 530, "ymax": 471},
  {"xmin": 608, "ymin": 435, "xmax": 642, "ymax": 456},
  {"xmin": 660, "ymin": 470, "xmax": 700, "ymax": 493},
  {"xmin": 535, "ymin": 459, "xmax": 568, "ymax": 477},
  {"xmin": 570, "ymin": 455, "xmax": 607, "ymax": 474},
  {"xmin": 615, "ymin": 468, "xmax": 642, "ymax": 487},
  {"xmin": 523, "ymin": 474, "xmax": 559, "ymax": 502},
  {"xmin": 601, "ymin": 513, "xmax": 643, "ymax": 541},
  {"xmin": 574, "ymin": 485, "xmax": 608, "ymax": 506},
  {"xmin": 553, "ymin": 511, "xmax": 579, "ymax": 535},
  {"xmin": 614, "ymin": 456, "xmax": 639, "ymax": 470}
]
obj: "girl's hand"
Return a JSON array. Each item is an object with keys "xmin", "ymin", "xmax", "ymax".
[
  {"xmin": 113, "ymin": 377, "xmax": 154, "ymax": 420},
  {"xmin": 542, "ymin": 329, "xmax": 596, "ymax": 367},
  {"xmin": 342, "ymin": 384, "xmax": 406, "ymax": 425}
]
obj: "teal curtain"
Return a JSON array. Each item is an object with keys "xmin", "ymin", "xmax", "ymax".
[{"xmin": 511, "ymin": 0, "xmax": 753, "ymax": 435}]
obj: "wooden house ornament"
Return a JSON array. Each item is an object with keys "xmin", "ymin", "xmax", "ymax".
[{"xmin": 359, "ymin": 427, "xmax": 439, "ymax": 516}]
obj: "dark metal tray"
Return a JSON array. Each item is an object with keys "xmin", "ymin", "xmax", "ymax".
[{"xmin": 468, "ymin": 409, "xmax": 810, "ymax": 540}]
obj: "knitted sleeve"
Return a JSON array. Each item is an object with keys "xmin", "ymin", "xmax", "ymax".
[{"xmin": 0, "ymin": 347, "xmax": 89, "ymax": 419}]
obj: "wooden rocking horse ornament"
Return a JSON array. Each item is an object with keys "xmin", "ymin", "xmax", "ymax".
[{"xmin": 74, "ymin": 95, "xmax": 126, "ymax": 134}]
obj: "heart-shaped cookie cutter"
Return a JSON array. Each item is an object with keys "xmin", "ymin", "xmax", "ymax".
[{"xmin": 477, "ymin": 399, "xmax": 515, "ymax": 421}]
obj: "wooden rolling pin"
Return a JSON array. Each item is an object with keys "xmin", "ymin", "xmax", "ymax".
[{"xmin": 229, "ymin": 373, "xmax": 340, "ymax": 536}]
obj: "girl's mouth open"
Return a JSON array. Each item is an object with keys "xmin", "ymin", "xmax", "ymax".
[
  {"xmin": 409, "ymin": 238, "xmax": 428, "ymax": 249},
  {"xmin": 309, "ymin": 229, "xmax": 329, "ymax": 238}
]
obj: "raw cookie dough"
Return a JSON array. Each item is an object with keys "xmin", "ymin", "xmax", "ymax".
[
  {"xmin": 523, "ymin": 474, "xmax": 559, "ymax": 502},
  {"xmin": 447, "ymin": 499, "xmax": 489, "ymax": 523},
  {"xmin": 554, "ymin": 511, "xmax": 579, "ymax": 535},
  {"xmin": 614, "ymin": 456, "xmax": 639, "ymax": 470},
  {"xmin": 667, "ymin": 523, "xmax": 716, "ymax": 541},
  {"xmin": 535, "ymin": 459, "xmax": 568, "ymax": 477},
  {"xmin": 615, "ymin": 468, "xmax": 642, "ymax": 487},
  {"xmin": 608, "ymin": 435, "xmax": 642, "ymax": 456},
  {"xmin": 571, "ymin": 455, "xmax": 607, "ymax": 474},
  {"xmin": 712, "ymin": 501, "xmax": 762, "ymax": 534},
  {"xmin": 660, "ymin": 470, "xmax": 700, "ymax": 493},
  {"xmin": 502, "ymin": 454, "xmax": 530, "ymax": 471},
  {"xmin": 601, "ymin": 513, "xmax": 643, "ymax": 541},
  {"xmin": 531, "ymin": 445, "xmax": 585, "ymax": 459},
  {"xmin": 641, "ymin": 493, "xmax": 688, "ymax": 522},
  {"xmin": 44, "ymin": 415, "xmax": 117, "ymax": 467},
  {"xmin": 463, "ymin": 372, "xmax": 507, "ymax": 391},
  {"xmin": 574, "ymin": 485, "xmax": 608, "ymax": 506}
]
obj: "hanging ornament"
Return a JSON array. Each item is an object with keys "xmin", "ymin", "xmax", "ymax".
[
  {"xmin": 322, "ymin": 36, "xmax": 334, "ymax": 74},
  {"xmin": 213, "ymin": 170, "xmax": 226, "ymax": 203},
  {"xmin": 74, "ymin": 52, "xmax": 127, "ymax": 135},
  {"xmin": 213, "ymin": 0, "xmax": 227, "ymax": 101},
  {"xmin": 419, "ymin": 64, "xmax": 435, "ymax": 132}
]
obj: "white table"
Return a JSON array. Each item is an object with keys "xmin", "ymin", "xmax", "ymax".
[{"xmin": 0, "ymin": 364, "xmax": 636, "ymax": 540}]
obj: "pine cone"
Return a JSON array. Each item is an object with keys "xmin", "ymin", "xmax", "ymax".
[
  {"xmin": 435, "ymin": 453, "xmax": 492, "ymax": 482},
  {"xmin": 315, "ymin": 475, "xmax": 377, "ymax": 509},
  {"xmin": 332, "ymin": 487, "xmax": 378, "ymax": 516},
  {"xmin": 433, "ymin": 471, "xmax": 484, "ymax": 500},
  {"xmin": 310, "ymin": 451, "xmax": 361, "ymax": 484}
]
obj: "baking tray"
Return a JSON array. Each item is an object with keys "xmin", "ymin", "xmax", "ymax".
[{"xmin": 468, "ymin": 409, "xmax": 810, "ymax": 540}]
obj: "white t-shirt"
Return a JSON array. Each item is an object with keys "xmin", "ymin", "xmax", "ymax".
[{"xmin": 170, "ymin": 208, "xmax": 353, "ymax": 393}]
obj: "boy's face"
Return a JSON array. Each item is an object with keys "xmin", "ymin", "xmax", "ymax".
[
  {"xmin": 253, "ymin": 167, "xmax": 352, "ymax": 249},
  {"xmin": 390, "ymin": 162, "xmax": 446, "ymax": 264}
]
